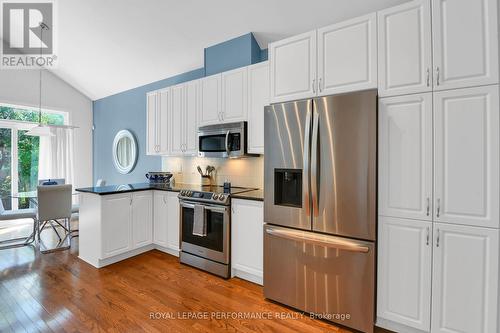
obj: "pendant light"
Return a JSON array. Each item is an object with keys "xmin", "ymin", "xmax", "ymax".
[{"xmin": 26, "ymin": 22, "xmax": 78, "ymax": 136}]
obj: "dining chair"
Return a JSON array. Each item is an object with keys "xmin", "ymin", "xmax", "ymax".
[
  {"xmin": 0, "ymin": 199, "xmax": 37, "ymax": 250},
  {"xmin": 37, "ymin": 184, "xmax": 73, "ymax": 253}
]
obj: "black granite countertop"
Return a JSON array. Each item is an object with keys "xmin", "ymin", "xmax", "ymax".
[
  {"xmin": 76, "ymin": 183, "xmax": 264, "ymax": 201},
  {"xmin": 232, "ymin": 189, "xmax": 264, "ymax": 202},
  {"xmin": 76, "ymin": 183, "xmax": 193, "ymax": 195}
]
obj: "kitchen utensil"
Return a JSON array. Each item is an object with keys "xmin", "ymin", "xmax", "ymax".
[{"xmin": 197, "ymin": 166, "xmax": 204, "ymax": 177}]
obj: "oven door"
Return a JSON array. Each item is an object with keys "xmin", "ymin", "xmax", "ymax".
[
  {"xmin": 198, "ymin": 130, "xmax": 243, "ymax": 158},
  {"xmin": 180, "ymin": 200, "xmax": 230, "ymax": 264}
]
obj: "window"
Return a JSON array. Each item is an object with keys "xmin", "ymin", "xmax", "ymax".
[{"xmin": 0, "ymin": 104, "xmax": 67, "ymax": 210}]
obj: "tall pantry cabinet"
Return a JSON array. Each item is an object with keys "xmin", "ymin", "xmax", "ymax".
[{"xmin": 376, "ymin": 1, "xmax": 500, "ymax": 333}]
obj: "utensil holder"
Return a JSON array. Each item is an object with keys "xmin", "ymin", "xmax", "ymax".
[{"xmin": 201, "ymin": 175, "xmax": 211, "ymax": 186}]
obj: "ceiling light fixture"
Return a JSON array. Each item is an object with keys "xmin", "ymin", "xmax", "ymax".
[{"xmin": 26, "ymin": 22, "xmax": 78, "ymax": 137}]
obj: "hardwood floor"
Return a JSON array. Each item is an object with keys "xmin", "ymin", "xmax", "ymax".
[{"xmin": 0, "ymin": 237, "xmax": 391, "ymax": 333}]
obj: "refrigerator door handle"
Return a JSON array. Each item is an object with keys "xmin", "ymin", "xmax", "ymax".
[
  {"xmin": 311, "ymin": 109, "xmax": 319, "ymax": 217},
  {"xmin": 265, "ymin": 226, "xmax": 370, "ymax": 253},
  {"xmin": 303, "ymin": 108, "xmax": 312, "ymax": 215}
]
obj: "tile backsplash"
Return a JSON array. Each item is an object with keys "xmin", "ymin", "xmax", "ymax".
[{"xmin": 162, "ymin": 156, "xmax": 263, "ymax": 189}]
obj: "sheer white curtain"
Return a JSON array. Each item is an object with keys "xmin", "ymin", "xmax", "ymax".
[{"xmin": 38, "ymin": 128, "xmax": 74, "ymax": 186}]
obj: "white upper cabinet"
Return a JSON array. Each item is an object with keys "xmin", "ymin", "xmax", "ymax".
[
  {"xmin": 184, "ymin": 80, "xmax": 199, "ymax": 155},
  {"xmin": 131, "ymin": 191, "xmax": 153, "ymax": 249},
  {"xmin": 146, "ymin": 90, "xmax": 169, "ymax": 155},
  {"xmin": 269, "ymin": 30, "xmax": 317, "ymax": 103},
  {"xmin": 247, "ymin": 61, "xmax": 269, "ymax": 154},
  {"xmin": 157, "ymin": 88, "xmax": 171, "ymax": 155},
  {"xmin": 146, "ymin": 92, "xmax": 157, "ymax": 155},
  {"xmin": 377, "ymin": 217, "xmax": 432, "ymax": 331},
  {"xmin": 379, "ymin": 93, "xmax": 433, "ymax": 221},
  {"xmin": 433, "ymin": 86, "xmax": 499, "ymax": 228},
  {"xmin": 222, "ymin": 67, "xmax": 248, "ymax": 122},
  {"xmin": 432, "ymin": 0, "xmax": 499, "ymax": 90},
  {"xmin": 199, "ymin": 74, "xmax": 222, "ymax": 126},
  {"xmin": 378, "ymin": 0, "xmax": 432, "ymax": 97},
  {"xmin": 431, "ymin": 223, "xmax": 499, "ymax": 333},
  {"xmin": 170, "ymin": 84, "xmax": 185, "ymax": 156},
  {"xmin": 317, "ymin": 13, "xmax": 377, "ymax": 95}
]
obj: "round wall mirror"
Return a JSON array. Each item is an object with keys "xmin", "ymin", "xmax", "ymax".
[{"xmin": 112, "ymin": 130, "xmax": 137, "ymax": 174}]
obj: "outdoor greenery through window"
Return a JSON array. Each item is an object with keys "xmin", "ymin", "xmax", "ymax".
[{"xmin": 0, "ymin": 105, "xmax": 65, "ymax": 210}]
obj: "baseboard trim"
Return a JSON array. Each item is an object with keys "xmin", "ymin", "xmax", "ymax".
[
  {"xmin": 92, "ymin": 244, "xmax": 155, "ymax": 268},
  {"xmin": 155, "ymin": 244, "xmax": 180, "ymax": 257},
  {"xmin": 232, "ymin": 264, "xmax": 263, "ymax": 285},
  {"xmin": 376, "ymin": 317, "xmax": 429, "ymax": 333}
]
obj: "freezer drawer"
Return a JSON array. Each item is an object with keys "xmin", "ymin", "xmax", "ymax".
[{"xmin": 263, "ymin": 224, "xmax": 375, "ymax": 333}]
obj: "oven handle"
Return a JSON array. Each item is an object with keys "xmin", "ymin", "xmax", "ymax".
[
  {"xmin": 225, "ymin": 130, "xmax": 231, "ymax": 156},
  {"xmin": 265, "ymin": 227, "xmax": 370, "ymax": 253},
  {"xmin": 180, "ymin": 201, "xmax": 229, "ymax": 213}
]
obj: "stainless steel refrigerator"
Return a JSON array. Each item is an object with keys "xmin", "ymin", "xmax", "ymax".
[{"xmin": 263, "ymin": 90, "xmax": 377, "ymax": 333}]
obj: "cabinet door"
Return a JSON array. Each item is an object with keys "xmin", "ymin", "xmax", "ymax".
[
  {"xmin": 184, "ymin": 80, "xmax": 199, "ymax": 155},
  {"xmin": 153, "ymin": 191, "xmax": 168, "ymax": 247},
  {"xmin": 432, "ymin": 223, "xmax": 499, "ymax": 333},
  {"xmin": 199, "ymin": 74, "xmax": 222, "ymax": 126},
  {"xmin": 317, "ymin": 13, "xmax": 377, "ymax": 96},
  {"xmin": 146, "ymin": 92, "xmax": 157, "ymax": 155},
  {"xmin": 166, "ymin": 192, "xmax": 180, "ymax": 252},
  {"xmin": 131, "ymin": 191, "xmax": 153, "ymax": 248},
  {"xmin": 247, "ymin": 61, "xmax": 269, "ymax": 154},
  {"xmin": 379, "ymin": 94, "xmax": 433, "ymax": 221},
  {"xmin": 222, "ymin": 67, "xmax": 247, "ymax": 122},
  {"xmin": 432, "ymin": 0, "xmax": 499, "ymax": 90},
  {"xmin": 434, "ymin": 86, "xmax": 499, "ymax": 228},
  {"xmin": 101, "ymin": 194, "xmax": 132, "ymax": 258},
  {"xmin": 231, "ymin": 199, "xmax": 264, "ymax": 284},
  {"xmin": 170, "ymin": 84, "xmax": 184, "ymax": 156},
  {"xmin": 269, "ymin": 30, "xmax": 317, "ymax": 103},
  {"xmin": 377, "ymin": 217, "xmax": 432, "ymax": 331},
  {"xmin": 377, "ymin": 0, "xmax": 432, "ymax": 97},
  {"xmin": 157, "ymin": 88, "xmax": 170, "ymax": 155}
]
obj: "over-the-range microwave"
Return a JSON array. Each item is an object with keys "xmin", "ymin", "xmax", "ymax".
[{"xmin": 198, "ymin": 121, "xmax": 256, "ymax": 158}]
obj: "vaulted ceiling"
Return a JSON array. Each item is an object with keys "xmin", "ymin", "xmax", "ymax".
[{"xmin": 52, "ymin": 0, "xmax": 409, "ymax": 100}]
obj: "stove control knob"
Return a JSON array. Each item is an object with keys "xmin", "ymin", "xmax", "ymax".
[
  {"xmin": 212, "ymin": 194, "xmax": 219, "ymax": 200},
  {"xmin": 219, "ymin": 195, "xmax": 225, "ymax": 201},
  {"xmin": 187, "ymin": 191, "xmax": 193, "ymax": 197},
  {"xmin": 180, "ymin": 190, "xmax": 185, "ymax": 196}
]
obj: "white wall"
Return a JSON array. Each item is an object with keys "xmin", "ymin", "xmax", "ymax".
[
  {"xmin": 162, "ymin": 156, "xmax": 263, "ymax": 189},
  {"xmin": 0, "ymin": 69, "xmax": 93, "ymax": 189}
]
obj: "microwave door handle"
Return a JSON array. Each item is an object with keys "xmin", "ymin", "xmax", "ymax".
[
  {"xmin": 266, "ymin": 227, "xmax": 370, "ymax": 253},
  {"xmin": 225, "ymin": 130, "xmax": 230, "ymax": 156}
]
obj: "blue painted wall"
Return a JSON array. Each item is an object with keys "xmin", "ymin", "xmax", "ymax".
[{"xmin": 93, "ymin": 33, "xmax": 267, "ymax": 185}]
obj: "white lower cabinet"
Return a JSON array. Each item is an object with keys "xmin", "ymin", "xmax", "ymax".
[
  {"xmin": 231, "ymin": 199, "xmax": 263, "ymax": 285},
  {"xmin": 100, "ymin": 192, "xmax": 153, "ymax": 260},
  {"xmin": 377, "ymin": 217, "xmax": 432, "ymax": 331},
  {"xmin": 102, "ymin": 193, "xmax": 133, "ymax": 258},
  {"xmin": 131, "ymin": 192, "xmax": 153, "ymax": 249},
  {"xmin": 431, "ymin": 223, "xmax": 499, "ymax": 333},
  {"xmin": 377, "ymin": 218, "xmax": 499, "ymax": 333},
  {"xmin": 153, "ymin": 191, "xmax": 179, "ymax": 255}
]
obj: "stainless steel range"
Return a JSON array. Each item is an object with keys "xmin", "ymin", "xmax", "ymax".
[{"xmin": 178, "ymin": 186, "xmax": 252, "ymax": 278}]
